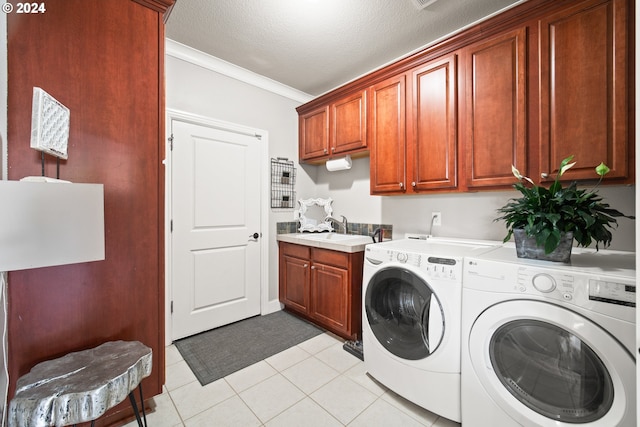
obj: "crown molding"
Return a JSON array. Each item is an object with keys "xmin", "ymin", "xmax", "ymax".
[
  {"xmin": 165, "ymin": 39, "xmax": 313, "ymax": 104},
  {"xmin": 132, "ymin": 0, "xmax": 175, "ymax": 22}
]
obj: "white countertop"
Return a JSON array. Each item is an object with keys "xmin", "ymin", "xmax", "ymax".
[{"xmin": 277, "ymin": 233, "xmax": 374, "ymax": 253}]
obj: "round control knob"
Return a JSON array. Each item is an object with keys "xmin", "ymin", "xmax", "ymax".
[
  {"xmin": 396, "ymin": 252, "xmax": 408, "ymax": 263},
  {"xmin": 532, "ymin": 273, "xmax": 556, "ymax": 293}
]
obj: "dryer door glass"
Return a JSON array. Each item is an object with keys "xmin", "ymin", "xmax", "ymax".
[
  {"xmin": 365, "ymin": 267, "xmax": 444, "ymax": 360},
  {"xmin": 489, "ymin": 319, "xmax": 614, "ymax": 423}
]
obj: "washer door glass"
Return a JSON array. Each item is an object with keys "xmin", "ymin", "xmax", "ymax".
[
  {"xmin": 490, "ymin": 319, "xmax": 614, "ymax": 423},
  {"xmin": 365, "ymin": 267, "xmax": 444, "ymax": 360}
]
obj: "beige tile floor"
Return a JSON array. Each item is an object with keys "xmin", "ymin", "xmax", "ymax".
[{"xmin": 126, "ymin": 332, "xmax": 462, "ymax": 427}]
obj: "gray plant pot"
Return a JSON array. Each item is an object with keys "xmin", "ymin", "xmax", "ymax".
[{"xmin": 514, "ymin": 229, "xmax": 574, "ymax": 263}]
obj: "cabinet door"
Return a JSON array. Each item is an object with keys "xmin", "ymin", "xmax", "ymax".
[
  {"xmin": 538, "ymin": 0, "xmax": 628, "ymax": 181},
  {"xmin": 299, "ymin": 105, "xmax": 329, "ymax": 161},
  {"xmin": 279, "ymin": 254, "xmax": 310, "ymax": 314},
  {"xmin": 331, "ymin": 90, "xmax": 367, "ymax": 155},
  {"xmin": 407, "ymin": 54, "xmax": 458, "ymax": 192},
  {"xmin": 462, "ymin": 28, "xmax": 527, "ymax": 188},
  {"xmin": 369, "ymin": 74, "xmax": 407, "ymax": 194},
  {"xmin": 310, "ymin": 262, "xmax": 350, "ymax": 336}
]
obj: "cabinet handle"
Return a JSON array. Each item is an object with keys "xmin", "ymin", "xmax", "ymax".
[{"xmin": 541, "ymin": 172, "xmax": 549, "ymax": 179}]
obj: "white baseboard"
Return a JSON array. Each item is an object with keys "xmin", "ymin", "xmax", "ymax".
[{"xmin": 262, "ymin": 300, "xmax": 284, "ymax": 315}]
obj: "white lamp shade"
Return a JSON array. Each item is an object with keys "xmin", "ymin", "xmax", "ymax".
[{"xmin": 0, "ymin": 181, "xmax": 105, "ymax": 271}]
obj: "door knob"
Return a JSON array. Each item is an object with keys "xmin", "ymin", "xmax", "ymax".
[{"xmin": 250, "ymin": 232, "xmax": 260, "ymax": 239}]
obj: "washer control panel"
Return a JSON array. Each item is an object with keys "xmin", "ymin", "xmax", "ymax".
[
  {"xmin": 366, "ymin": 248, "xmax": 462, "ymax": 281},
  {"xmin": 588, "ymin": 280, "xmax": 635, "ymax": 307},
  {"xmin": 511, "ymin": 270, "xmax": 634, "ymax": 307},
  {"xmin": 464, "ymin": 252, "xmax": 636, "ymax": 321}
]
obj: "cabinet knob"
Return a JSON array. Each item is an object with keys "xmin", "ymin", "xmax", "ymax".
[
  {"xmin": 399, "ymin": 182, "xmax": 404, "ymax": 188},
  {"xmin": 311, "ymin": 265, "xmax": 316, "ymax": 270},
  {"xmin": 323, "ymin": 148, "xmax": 328, "ymax": 154},
  {"xmin": 303, "ymin": 263, "xmax": 308, "ymax": 268},
  {"xmin": 411, "ymin": 181, "xmax": 416, "ymax": 187},
  {"xmin": 331, "ymin": 147, "xmax": 335, "ymax": 151}
]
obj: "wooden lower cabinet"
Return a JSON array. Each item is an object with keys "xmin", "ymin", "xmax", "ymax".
[{"xmin": 279, "ymin": 242, "xmax": 364, "ymax": 340}]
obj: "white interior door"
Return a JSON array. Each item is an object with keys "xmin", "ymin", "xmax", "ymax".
[{"xmin": 170, "ymin": 119, "xmax": 262, "ymax": 340}]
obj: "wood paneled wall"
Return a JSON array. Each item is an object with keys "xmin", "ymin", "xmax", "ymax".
[{"xmin": 6, "ymin": 0, "xmax": 173, "ymax": 424}]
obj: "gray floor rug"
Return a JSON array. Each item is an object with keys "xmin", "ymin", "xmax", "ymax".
[{"xmin": 174, "ymin": 311, "xmax": 324, "ymax": 386}]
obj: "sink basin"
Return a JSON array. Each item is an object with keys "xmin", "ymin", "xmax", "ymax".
[
  {"xmin": 277, "ymin": 232, "xmax": 373, "ymax": 253},
  {"xmin": 297, "ymin": 233, "xmax": 366, "ymax": 242}
]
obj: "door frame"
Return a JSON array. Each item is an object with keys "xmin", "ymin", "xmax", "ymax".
[{"xmin": 165, "ymin": 109, "xmax": 270, "ymax": 345}]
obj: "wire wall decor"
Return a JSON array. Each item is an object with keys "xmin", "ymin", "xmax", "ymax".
[{"xmin": 271, "ymin": 158, "xmax": 296, "ymax": 209}]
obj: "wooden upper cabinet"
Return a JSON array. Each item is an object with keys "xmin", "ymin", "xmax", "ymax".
[
  {"xmin": 299, "ymin": 90, "xmax": 367, "ymax": 162},
  {"xmin": 298, "ymin": 0, "xmax": 633, "ymax": 189},
  {"xmin": 332, "ymin": 90, "xmax": 367, "ymax": 155},
  {"xmin": 407, "ymin": 54, "xmax": 458, "ymax": 192},
  {"xmin": 299, "ymin": 105, "xmax": 329, "ymax": 161},
  {"xmin": 538, "ymin": 0, "xmax": 629, "ymax": 181},
  {"xmin": 461, "ymin": 27, "xmax": 527, "ymax": 189},
  {"xmin": 369, "ymin": 74, "xmax": 407, "ymax": 194}
]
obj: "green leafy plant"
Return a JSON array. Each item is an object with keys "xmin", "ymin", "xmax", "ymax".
[{"xmin": 496, "ymin": 156, "xmax": 634, "ymax": 254}]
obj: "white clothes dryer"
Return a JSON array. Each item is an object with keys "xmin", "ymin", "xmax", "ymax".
[
  {"xmin": 362, "ymin": 237, "xmax": 499, "ymax": 422},
  {"xmin": 461, "ymin": 246, "xmax": 636, "ymax": 427}
]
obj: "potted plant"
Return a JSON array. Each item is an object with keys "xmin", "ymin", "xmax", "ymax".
[{"xmin": 496, "ymin": 155, "xmax": 634, "ymax": 262}]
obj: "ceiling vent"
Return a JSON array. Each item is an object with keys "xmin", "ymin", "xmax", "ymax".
[{"xmin": 410, "ymin": 0, "xmax": 439, "ymax": 10}]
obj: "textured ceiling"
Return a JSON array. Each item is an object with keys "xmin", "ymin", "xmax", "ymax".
[{"xmin": 166, "ymin": 0, "xmax": 523, "ymax": 97}]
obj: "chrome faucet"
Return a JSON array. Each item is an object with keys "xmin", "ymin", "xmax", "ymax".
[{"xmin": 328, "ymin": 215, "xmax": 348, "ymax": 234}]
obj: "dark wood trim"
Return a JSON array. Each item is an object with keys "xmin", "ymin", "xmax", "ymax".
[{"xmin": 156, "ymin": 9, "xmax": 168, "ymax": 391}]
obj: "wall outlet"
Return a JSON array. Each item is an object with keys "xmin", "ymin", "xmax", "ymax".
[{"xmin": 431, "ymin": 212, "xmax": 442, "ymax": 227}]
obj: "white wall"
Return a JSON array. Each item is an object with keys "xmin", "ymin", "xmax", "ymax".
[
  {"xmin": 315, "ymin": 155, "xmax": 635, "ymax": 251},
  {"xmin": 312, "ymin": 157, "xmax": 382, "ymax": 224},
  {"xmin": 165, "ymin": 42, "xmax": 317, "ymax": 308}
]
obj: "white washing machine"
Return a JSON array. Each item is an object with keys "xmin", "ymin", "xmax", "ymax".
[
  {"xmin": 461, "ymin": 246, "xmax": 636, "ymax": 427},
  {"xmin": 362, "ymin": 237, "xmax": 499, "ymax": 422}
]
